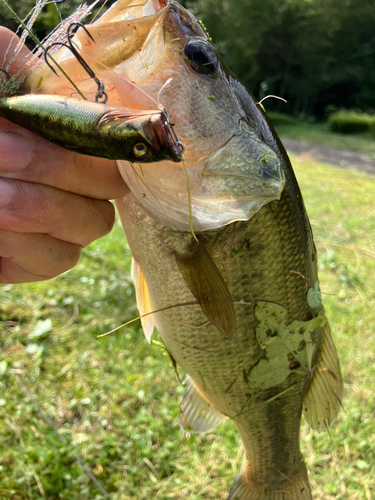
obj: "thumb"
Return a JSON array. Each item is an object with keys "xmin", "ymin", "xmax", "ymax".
[{"xmin": 0, "ymin": 27, "xmax": 32, "ymax": 77}]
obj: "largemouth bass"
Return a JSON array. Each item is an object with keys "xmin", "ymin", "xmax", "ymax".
[{"xmin": 18, "ymin": 1, "xmax": 343, "ymax": 498}]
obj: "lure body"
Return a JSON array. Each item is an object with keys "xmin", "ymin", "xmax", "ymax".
[{"xmin": 0, "ymin": 94, "xmax": 183, "ymax": 162}]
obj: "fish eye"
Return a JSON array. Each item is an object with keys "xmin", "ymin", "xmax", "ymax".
[
  {"xmin": 184, "ymin": 40, "xmax": 218, "ymax": 75},
  {"xmin": 133, "ymin": 142, "xmax": 149, "ymax": 159}
]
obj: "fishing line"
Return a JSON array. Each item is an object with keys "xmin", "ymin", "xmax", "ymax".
[
  {"xmin": 257, "ymin": 95, "xmax": 287, "ymax": 112},
  {"xmin": 157, "ymin": 77, "xmax": 172, "ymax": 107},
  {"xmin": 83, "ymin": 52, "xmax": 160, "ymax": 108},
  {"xmin": 182, "ymin": 159, "xmax": 198, "ymax": 242},
  {"xmin": 258, "ymin": 95, "xmax": 287, "ymax": 106},
  {"xmin": 231, "ymin": 384, "xmax": 297, "ymax": 419},
  {"xmin": 97, "ymin": 301, "xmax": 199, "ymax": 338},
  {"xmin": 1, "ymin": 0, "xmax": 87, "ymax": 99},
  {"xmin": 90, "ymin": 0, "xmax": 111, "ymax": 24}
]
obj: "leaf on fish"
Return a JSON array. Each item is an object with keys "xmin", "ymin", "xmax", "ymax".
[
  {"xmin": 175, "ymin": 239, "xmax": 236, "ymax": 340},
  {"xmin": 248, "ymin": 301, "xmax": 327, "ymax": 390},
  {"xmin": 307, "ymin": 281, "xmax": 322, "ymax": 309}
]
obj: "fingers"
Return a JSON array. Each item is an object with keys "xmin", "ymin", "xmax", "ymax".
[
  {"xmin": 0, "ymin": 27, "xmax": 129, "ymax": 201},
  {"xmin": 0, "ymin": 177, "xmax": 115, "ymax": 246},
  {"xmin": 0, "ymin": 229, "xmax": 82, "ymax": 283},
  {"xmin": 0, "ymin": 27, "xmax": 129, "ymax": 284},
  {"xmin": 0, "ymin": 120, "xmax": 129, "ymax": 201},
  {"xmin": 0, "ymin": 27, "xmax": 31, "ymax": 75}
]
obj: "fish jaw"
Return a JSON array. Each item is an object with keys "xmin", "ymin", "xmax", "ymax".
[{"xmin": 114, "ymin": 1, "xmax": 286, "ymax": 231}]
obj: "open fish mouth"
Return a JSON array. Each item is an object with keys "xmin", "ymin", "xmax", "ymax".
[
  {"xmin": 22, "ymin": 0, "xmax": 285, "ymax": 232},
  {"xmin": 98, "ymin": 0, "xmax": 169, "ymax": 21}
]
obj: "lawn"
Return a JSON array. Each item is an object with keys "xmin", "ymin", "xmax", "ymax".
[
  {"xmin": 0, "ymin": 156, "xmax": 375, "ymax": 500},
  {"xmin": 267, "ymin": 113, "xmax": 375, "ymax": 160}
]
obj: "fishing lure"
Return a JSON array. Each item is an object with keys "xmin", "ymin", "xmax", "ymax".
[
  {"xmin": 0, "ymin": 93, "xmax": 184, "ymax": 162},
  {"xmin": 0, "ymin": 21, "xmax": 184, "ymax": 163}
]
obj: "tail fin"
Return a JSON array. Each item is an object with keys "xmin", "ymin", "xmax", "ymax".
[{"xmin": 227, "ymin": 464, "xmax": 312, "ymax": 500}]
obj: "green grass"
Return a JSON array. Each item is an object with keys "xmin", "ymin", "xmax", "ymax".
[
  {"xmin": 269, "ymin": 117, "xmax": 375, "ymax": 160},
  {"xmin": 1, "ymin": 158, "xmax": 375, "ymax": 499}
]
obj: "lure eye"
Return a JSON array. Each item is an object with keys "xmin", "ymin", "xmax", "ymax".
[
  {"xmin": 133, "ymin": 142, "xmax": 149, "ymax": 159},
  {"xmin": 184, "ymin": 40, "xmax": 218, "ymax": 75}
]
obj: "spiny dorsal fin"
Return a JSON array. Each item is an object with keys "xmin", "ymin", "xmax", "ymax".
[
  {"xmin": 175, "ymin": 239, "xmax": 236, "ymax": 340},
  {"xmin": 303, "ymin": 319, "xmax": 343, "ymax": 431},
  {"xmin": 179, "ymin": 376, "xmax": 226, "ymax": 433},
  {"xmin": 131, "ymin": 258, "xmax": 155, "ymax": 343}
]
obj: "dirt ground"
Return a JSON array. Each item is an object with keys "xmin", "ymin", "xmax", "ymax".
[{"xmin": 282, "ymin": 138, "xmax": 375, "ymax": 176}]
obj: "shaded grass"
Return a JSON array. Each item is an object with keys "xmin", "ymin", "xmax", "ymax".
[
  {"xmin": 270, "ymin": 118, "xmax": 375, "ymax": 160},
  {"xmin": 1, "ymin": 159, "xmax": 375, "ymax": 499}
]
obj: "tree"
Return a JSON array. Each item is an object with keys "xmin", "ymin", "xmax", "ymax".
[{"xmin": 185, "ymin": 0, "xmax": 375, "ymax": 116}]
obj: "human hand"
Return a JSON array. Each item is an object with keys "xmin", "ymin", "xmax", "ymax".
[{"xmin": 0, "ymin": 27, "xmax": 129, "ymax": 283}]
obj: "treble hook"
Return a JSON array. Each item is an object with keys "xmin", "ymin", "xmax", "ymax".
[
  {"xmin": 44, "ymin": 22, "xmax": 108, "ymax": 104},
  {"xmin": 162, "ymin": 108, "xmax": 185, "ymax": 156},
  {"xmin": 0, "ymin": 68, "xmax": 11, "ymax": 81}
]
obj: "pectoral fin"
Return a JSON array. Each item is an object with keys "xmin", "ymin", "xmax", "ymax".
[
  {"xmin": 175, "ymin": 239, "xmax": 236, "ymax": 340},
  {"xmin": 131, "ymin": 258, "xmax": 155, "ymax": 343},
  {"xmin": 303, "ymin": 319, "xmax": 343, "ymax": 430},
  {"xmin": 179, "ymin": 376, "xmax": 226, "ymax": 433}
]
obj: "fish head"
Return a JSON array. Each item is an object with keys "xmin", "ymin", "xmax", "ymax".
[{"xmin": 24, "ymin": 0, "xmax": 286, "ymax": 231}]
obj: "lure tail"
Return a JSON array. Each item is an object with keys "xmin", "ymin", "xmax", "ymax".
[{"xmin": 227, "ymin": 463, "xmax": 312, "ymax": 500}]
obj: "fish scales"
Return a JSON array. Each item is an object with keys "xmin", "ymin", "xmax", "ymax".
[
  {"xmin": 7, "ymin": 0, "xmax": 342, "ymax": 497},
  {"xmin": 118, "ymin": 156, "xmax": 316, "ymax": 492}
]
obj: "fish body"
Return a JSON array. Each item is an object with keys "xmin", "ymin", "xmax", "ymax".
[
  {"xmin": 19, "ymin": 1, "xmax": 343, "ymax": 498},
  {"xmin": 0, "ymin": 94, "xmax": 183, "ymax": 162},
  {"xmin": 117, "ymin": 135, "xmax": 342, "ymax": 500}
]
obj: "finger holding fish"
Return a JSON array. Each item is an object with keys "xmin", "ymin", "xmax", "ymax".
[
  {"xmin": 0, "ymin": 27, "xmax": 30, "ymax": 77},
  {"xmin": 0, "ymin": 176, "xmax": 115, "ymax": 245},
  {"xmin": 0, "ymin": 27, "xmax": 128, "ymax": 283},
  {"xmin": 0, "ymin": 228, "xmax": 82, "ymax": 283},
  {"xmin": 0, "ymin": 120, "xmax": 127, "ymax": 199}
]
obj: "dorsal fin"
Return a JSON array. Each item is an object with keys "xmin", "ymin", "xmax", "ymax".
[
  {"xmin": 175, "ymin": 239, "xmax": 236, "ymax": 340},
  {"xmin": 303, "ymin": 319, "xmax": 343, "ymax": 430},
  {"xmin": 179, "ymin": 376, "xmax": 226, "ymax": 433},
  {"xmin": 131, "ymin": 258, "xmax": 155, "ymax": 343}
]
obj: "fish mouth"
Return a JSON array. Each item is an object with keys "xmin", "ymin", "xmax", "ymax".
[
  {"xmin": 155, "ymin": 0, "xmax": 169, "ymax": 10},
  {"xmin": 96, "ymin": 0, "xmax": 170, "ymax": 23}
]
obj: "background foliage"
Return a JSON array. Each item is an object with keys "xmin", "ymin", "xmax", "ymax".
[
  {"xmin": 182, "ymin": 0, "xmax": 375, "ymax": 117},
  {"xmin": 1, "ymin": 0, "xmax": 374, "ymax": 117},
  {"xmin": 1, "ymin": 159, "xmax": 375, "ymax": 499}
]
